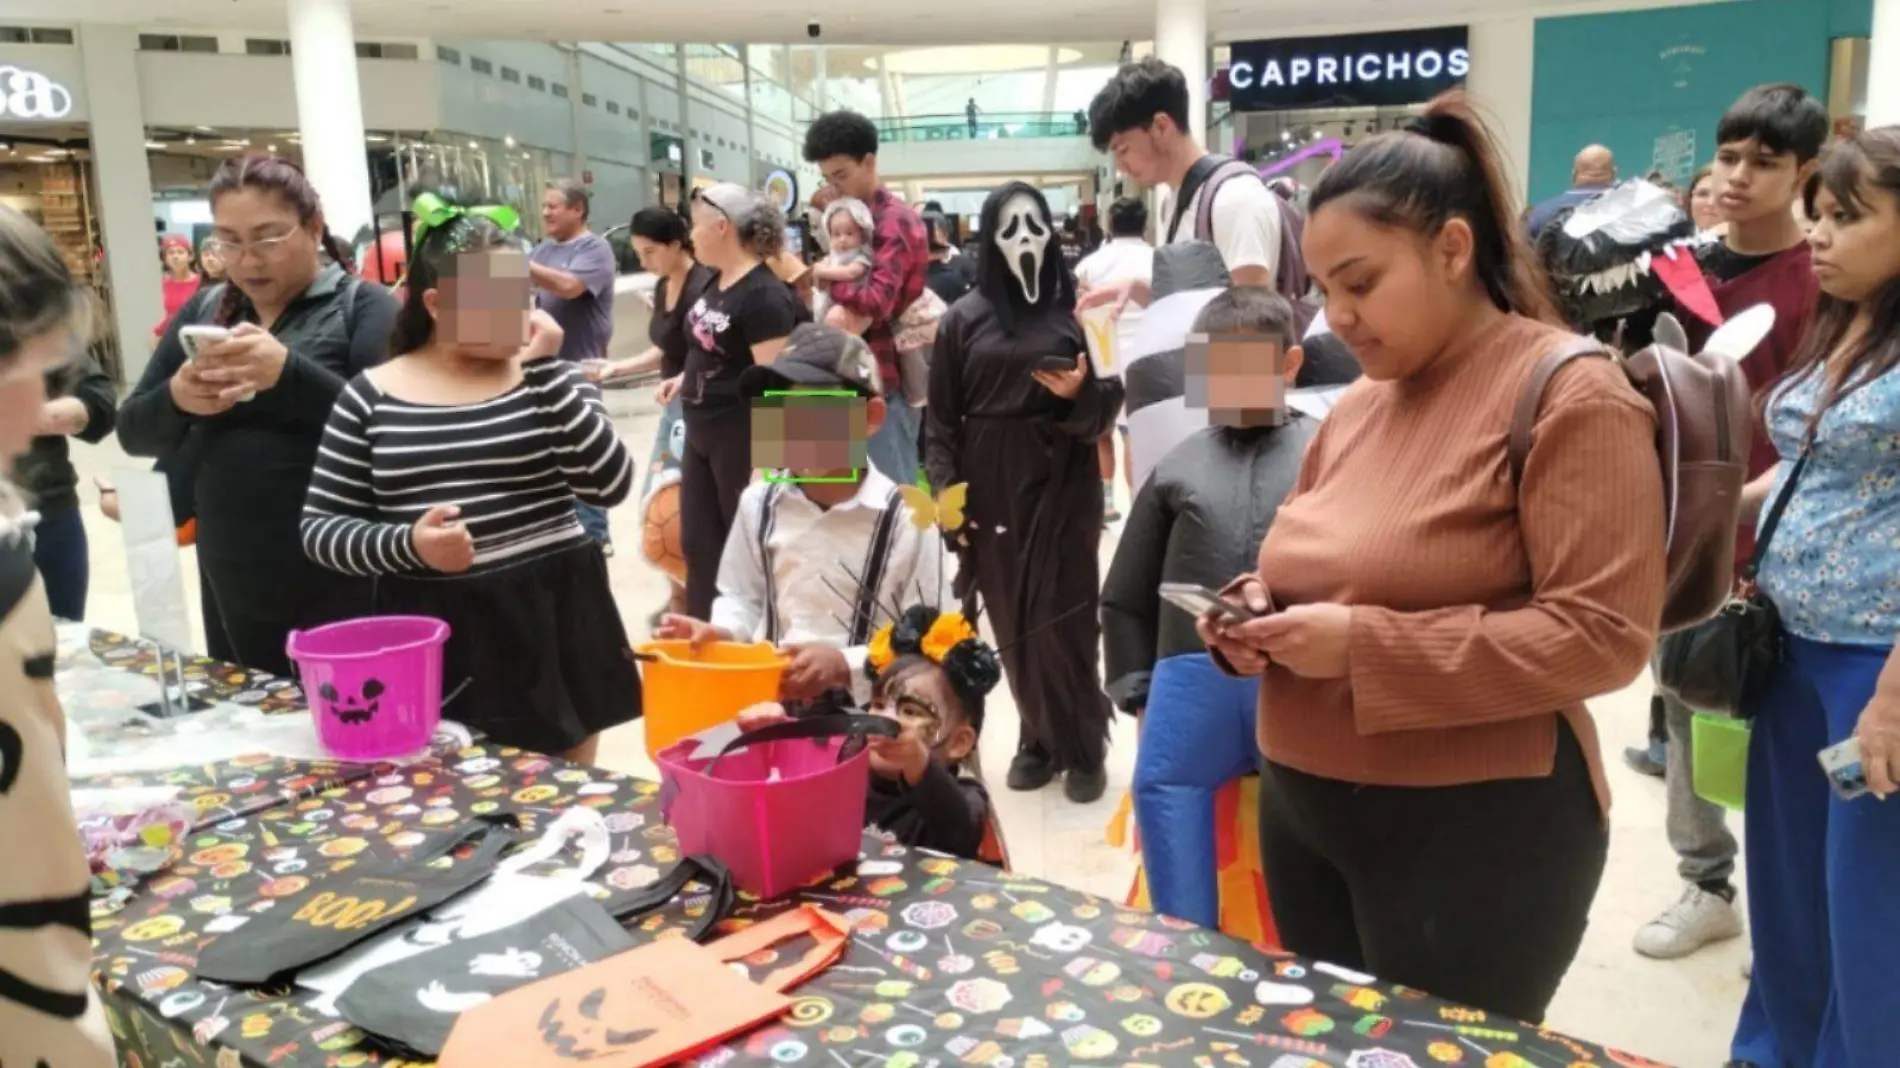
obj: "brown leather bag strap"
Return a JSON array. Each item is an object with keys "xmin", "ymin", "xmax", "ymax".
[{"xmin": 1507, "ymin": 337, "xmax": 1614, "ymax": 486}]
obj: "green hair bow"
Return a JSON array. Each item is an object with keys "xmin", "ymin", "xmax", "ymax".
[{"xmin": 409, "ymin": 192, "xmax": 522, "ymax": 253}]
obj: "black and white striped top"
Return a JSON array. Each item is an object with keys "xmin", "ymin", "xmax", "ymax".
[{"xmin": 301, "ymin": 358, "xmax": 633, "ymax": 576}]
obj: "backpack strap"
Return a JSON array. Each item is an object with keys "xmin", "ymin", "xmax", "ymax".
[
  {"xmin": 1193, "ymin": 160, "xmax": 1261, "ymax": 247},
  {"xmin": 1165, "ymin": 154, "xmax": 1230, "ymax": 244},
  {"xmin": 848, "ymin": 487, "xmax": 906, "ymax": 646},
  {"xmin": 1507, "ymin": 337, "xmax": 1614, "ymax": 486},
  {"xmin": 758, "ymin": 483, "xmax": 785, "ymax": 643}
]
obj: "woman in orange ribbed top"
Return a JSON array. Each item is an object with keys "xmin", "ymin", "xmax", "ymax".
[{"xmin": 1198, "ymin": 94, "xmax": 1667, "ymax": 1023}]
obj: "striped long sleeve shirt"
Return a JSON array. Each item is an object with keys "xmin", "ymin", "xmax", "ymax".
[{"xmin": 301, "ymin": 358, "xmax": 633, "ymax": 576}]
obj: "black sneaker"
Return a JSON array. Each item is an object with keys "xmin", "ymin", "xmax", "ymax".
[
  {"xmin": 1007, "ymin": 744, "xmax": 1056, "ymax": 791},
  {"xmin": 1064, "ymin": 764, "xmax": 1108, "ymax": 804},
  {"xmin": 1623, "ymin": 738, "xmax": 1666, "ymax": 778}
]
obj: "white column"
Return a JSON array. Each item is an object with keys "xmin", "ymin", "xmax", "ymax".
[
  {"xmin": 77, "ymin": 25, "xmax": 164, "ymax": 383},
  {"xmin": 815, "ymin": 45, "xmax": 828, "ymax": 111},
  {"xmin": 1466, "ymin": 17, "xmax": 1535, "ymax": 204},
  {"xmin": 875, "ymin": 54, "xmax": 893, "ymax": 117},
  {"xmin": 1041, "ymin": 46, "xmax": 1060, "ymax": 114},
  {"xmin": 1154, "ymin": 0, "xmax": 1207, "ymax": 145},
  {"xmin": 567, "ymin": 48, "xmax": 588, "ymax": 183},
  {"xmin": 1871, "ymin": 0, "xmax": 1900, "ymax": 127},
  {"xmin": 287, "ymin": 0, "xmax": 372, "ymax": 241}
]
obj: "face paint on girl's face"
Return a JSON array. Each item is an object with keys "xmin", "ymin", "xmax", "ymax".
[{"xmin": 872, "ymin": 666, "xmax": 974, "ymax": 763}]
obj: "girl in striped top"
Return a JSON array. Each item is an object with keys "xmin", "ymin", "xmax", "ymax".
[{"xmin": 301, "ymin": 207, "xmax": 639, "ymax": 762}]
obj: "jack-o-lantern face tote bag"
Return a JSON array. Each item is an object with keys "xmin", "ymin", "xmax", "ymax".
[
  {"xmin": 439, "ymin": 904, "xmax": 849, "ymax": 1068},
  {"xmin": 197, "ymin": 815, "xmax": 521, "ymax": 986},
  {"xmin": 336, "ymin": 853, "xmax": 735, "ymax": 1057}
]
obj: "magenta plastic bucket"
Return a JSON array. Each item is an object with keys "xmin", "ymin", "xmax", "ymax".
[
  {"xmin": 286, "ymin": 615, "xmax": 450, "ymax": 762},
  {"xmin": 656, "ymin": 735, "xmax": 872, "ymax": 899}
]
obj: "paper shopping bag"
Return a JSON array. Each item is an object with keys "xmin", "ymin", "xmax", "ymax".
[{"xmin": 439, "ymin": 905, "xmax": 848, "ymax": 1068}]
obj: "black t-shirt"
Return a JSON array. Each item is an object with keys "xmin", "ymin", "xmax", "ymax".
[
  {"xmin": 683, "ymin": 263, "xmax": 809, "ymax": 410},
  {"xmin": 650, "ymin": 262, "xmax": 717, "ymax": 380},
  {"xmin": 1698, "ymin": 241, "xmax": 1778, "ymax": 284}
]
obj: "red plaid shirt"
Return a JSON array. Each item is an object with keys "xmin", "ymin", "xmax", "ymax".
[{"xmin": 830, "ymin": 187, "xmax": 929, "ymax": 388}]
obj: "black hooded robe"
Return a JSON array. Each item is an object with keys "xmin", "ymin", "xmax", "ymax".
[{"xmin": 925, "ymin": 290, "xmax": 1123, "ymax": 773}]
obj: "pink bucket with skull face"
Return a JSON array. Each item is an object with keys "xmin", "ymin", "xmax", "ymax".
[{"xmin": 286, "ymin": 616, "xmax": 450, "ymax": 761}]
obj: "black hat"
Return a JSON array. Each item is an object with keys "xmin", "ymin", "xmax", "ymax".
[{"xmin": 737, "ymin": 322, "xmax": 883, "ymax": 399}]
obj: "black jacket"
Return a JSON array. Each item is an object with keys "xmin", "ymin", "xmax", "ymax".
[
  {"xmin": 1101, "ymin": 416, "xmax": 1318, "ymax": 712},
  {"xmin": 117, "ymin": 267, "xmax": 396, "ymax": 562},
  {"xmin": 16, "ymin": 350, "xmax": 116, "ymax": 514}
]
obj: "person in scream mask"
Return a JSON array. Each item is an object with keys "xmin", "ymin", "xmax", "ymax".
[
  {"xmin": 926, "ymin": 181, "xmax": 1123, "ymax": 804},
  {"xmin": 118, "ymin": 156, "xmax": 397, "ymax": 674},
  {"xmin": 300, "ymin": 201, "xmax": 638, "ymax": 764},
  {"xmin": 1100, "ymin": 287, "xmax": 1323, "ymax": 933}
]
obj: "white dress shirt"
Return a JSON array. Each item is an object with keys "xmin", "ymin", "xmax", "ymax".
[{"xmin": 710, "ymin": 467, "xmax": 942, "ymax": 705}]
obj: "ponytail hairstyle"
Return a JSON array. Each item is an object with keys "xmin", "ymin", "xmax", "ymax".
[
  {"xmin": 389, "ymin": 207, "xmax": 521, "ymax": 355},
  {"xmin": 207, "ymin": 155, "xmax": 356, "ymax": 327},
  {"xmin": 1772, "ymin": 126, "xmax": 1900, "ymax": 435},
  {"xmin": 1308, "ymin": 91, "xmax": 1560, "ymax": 325}
]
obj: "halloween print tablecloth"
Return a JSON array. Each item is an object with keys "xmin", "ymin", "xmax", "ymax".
[{"xmin": 89, "ymin": 741, "xmax": 1671, "ymax": 1068}]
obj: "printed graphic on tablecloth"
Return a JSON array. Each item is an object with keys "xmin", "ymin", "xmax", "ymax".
[{"xmin": 90, "ymin": 740, "xmax": 1653, "ymax": 1068}]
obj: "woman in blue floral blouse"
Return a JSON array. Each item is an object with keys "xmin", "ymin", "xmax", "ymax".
[{"xmin": 1732, "ymin": 126, "xmax": 1900, "ymax": 1068}]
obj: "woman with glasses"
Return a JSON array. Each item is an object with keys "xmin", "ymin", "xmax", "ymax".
[
  {"xmin": 668, "ymin": 182, "xmax": 808, "ymax": 620},
  {"xmin": 118, "ymin": 156, "xmax": 398, "ymax": 674}
]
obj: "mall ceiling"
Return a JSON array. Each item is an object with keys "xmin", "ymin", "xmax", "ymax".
[{"xmin": 26, "ymin": 0, "xmax": 1701, "ymax": 46}]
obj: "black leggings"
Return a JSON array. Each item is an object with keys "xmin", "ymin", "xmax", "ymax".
[
  {"xmin": 1259, "ymin": 721, "xmax": 1607, "ymax": 1023},
  {"xmin": 680, "ymin": 404, "xmax": 754, "ymax": 621}
]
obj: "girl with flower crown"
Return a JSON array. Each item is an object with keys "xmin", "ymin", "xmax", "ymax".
[{"xmin": 741, "ymin": 604, "xmax": 1004, "ymax": 861}]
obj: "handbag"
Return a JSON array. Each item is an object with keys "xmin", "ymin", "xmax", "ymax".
[
  {"xmin": 1655, "ymin": 442, "xmax": 1812, "ymax": 719},
  {"xmin": 439, "ymin": 903, "xmax": 849, "ymax": 1068},
  {"xmin": 337, "ymin": 854, "xmax": 735, "ymax": 1057},
  {"xmin": 196, "ymin": 814, "xmax": 520, "ymax": 985}
]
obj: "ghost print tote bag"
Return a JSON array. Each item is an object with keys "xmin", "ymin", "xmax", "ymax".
[
  {"xmin": 196, "ymin": 814, "xmax": 520, "ymax": 986},
  {"xmin": 335, "ymin": 854, "xmax": 735, "ymax": 1057}
]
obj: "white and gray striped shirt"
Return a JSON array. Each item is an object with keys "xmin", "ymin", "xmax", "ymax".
[{"xmin": 301, "ymin": 358, "xmax": 633, "ymax": 576}]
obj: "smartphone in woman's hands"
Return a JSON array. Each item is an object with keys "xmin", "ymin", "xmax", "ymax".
[{"xmin": 1160, "ymin": 582, "xmax": 1263, "ymax": 624}]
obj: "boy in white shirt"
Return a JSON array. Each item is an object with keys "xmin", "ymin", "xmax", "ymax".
[{"xmin": 657, "ymin": 324, "xmax": 940, "ymax": 708}]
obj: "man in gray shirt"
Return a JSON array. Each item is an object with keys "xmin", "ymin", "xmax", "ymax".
[
  {"xmin": 530, "ymin": 178, "xmax": 618, "ymax": 546},
  {"xmin": 530, "ymin": 178, "xmax": 617, "ymax": 365}
]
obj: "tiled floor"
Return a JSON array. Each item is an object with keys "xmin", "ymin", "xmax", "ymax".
[{"xmin": 70, "ymin": 387, "xmax": 1746, "ymax": 1065}]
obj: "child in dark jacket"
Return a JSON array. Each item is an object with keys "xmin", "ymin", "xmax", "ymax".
[{"xmin": 1101, "ymin": 287, "xmax": 1345, "ymax": 933}]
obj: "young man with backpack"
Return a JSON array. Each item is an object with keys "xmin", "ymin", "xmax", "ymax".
[
  {"xmin": 1084, "ymin": 58, "xmax": 1293, "ymax": 312},
  {"xmin": 1629, "ymin": 83, "xmax": 1826, "ymax": 964}
]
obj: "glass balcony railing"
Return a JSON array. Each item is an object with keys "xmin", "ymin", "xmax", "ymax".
[{"xmin": 874, "ymin": 112, "xmax": 1090, "ymax": 142}]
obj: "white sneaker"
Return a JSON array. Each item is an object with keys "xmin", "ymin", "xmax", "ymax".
[{"xmin": 1633, "ymin": 885, "xmax": 1744, "ymax": 959}]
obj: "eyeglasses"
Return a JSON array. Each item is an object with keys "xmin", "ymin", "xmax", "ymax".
[{"xmin": 201, "ymin": 232, "xmax": 300, "ymax": 264}]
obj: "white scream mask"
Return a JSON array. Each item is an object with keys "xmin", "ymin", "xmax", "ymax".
[{"xmin": 993, "ymin": 191, "xmax": 1052, "ymax": 305}]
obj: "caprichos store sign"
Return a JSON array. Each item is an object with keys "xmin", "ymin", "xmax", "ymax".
[{"xmin": 1227, "ymin": 26, "xmax": 1469, "ymax": 111}]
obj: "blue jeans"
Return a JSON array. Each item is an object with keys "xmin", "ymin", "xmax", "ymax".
[
  {"xmin": 575, "ymin": 501, "xmax": 610, "ymax": 544},
  {"xmin": 868, "ymin": 389, "xmax": 921, "ymax": 487},
  {"xmin": 1733, "ymin": 635, "xmax": 1900, "ymax": 1068},
  {"xmin": 1132, "ymin": 652, "xmax": 1261, "ymax": 928},
  {"xmin": 32, "ymin": 504, "xmax": 87, "ymax": 621}
]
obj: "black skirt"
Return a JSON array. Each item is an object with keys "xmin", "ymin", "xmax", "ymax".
[{"xmin": 373, "ymin": 540, "xmax": 641, "ymax": 754}]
